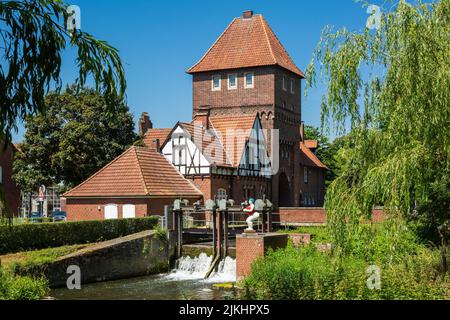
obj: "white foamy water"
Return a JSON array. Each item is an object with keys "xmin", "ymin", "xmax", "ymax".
[{"xmin": 165, "ymin": 253, "xmax": 236, "ymax": 283}]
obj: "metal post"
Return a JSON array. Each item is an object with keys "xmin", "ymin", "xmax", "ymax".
[
  {"xmin": 218, "ymin": 210, "xmax": 223, "ymax": 260},
  {"xmin": 177, "ymin": 210, "xmax": 183, "ymax": 258},
  {"xmin": 262, "ymin": 208, "xmax": 266, "ymax": 233},
  {"xmin": 223, "ymin": 209, "xmax": 229, "ymax": 258},
  {"xmin": 212, "ymin": 208, "xmax": 217, "ymax": 258}
]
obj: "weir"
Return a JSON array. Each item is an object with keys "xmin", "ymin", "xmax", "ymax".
[{"xmin": 168, "ymin": 198, "xmax": 273, "ymax": 280}]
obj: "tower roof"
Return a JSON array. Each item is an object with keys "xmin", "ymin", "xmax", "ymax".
[{"xmin": 188, "ymin": 13, "xmax": 304, "ymax": 77}]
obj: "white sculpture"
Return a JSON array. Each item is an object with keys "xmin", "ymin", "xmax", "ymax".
[{"xmin": 243, "ymin": 198, "xmax": 260, "ymax": 232}]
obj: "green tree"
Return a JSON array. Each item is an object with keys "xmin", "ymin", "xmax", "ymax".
[
  {"xmin": 304, "ymin": 125, "xmax": 351, "ymax": 187},
  {"xmin": 13, "ymin": 87, "xmax": 136, "ymax": 192},
  {"xmin": 0, "ymin": 0, "xmax": 126, "ymax": 142},
  {"xmin": 306, "ymin": 0, "xmax": 450, "ymax": 260}
]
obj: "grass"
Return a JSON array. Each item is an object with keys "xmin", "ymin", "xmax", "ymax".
[
  {"xmin": 278, "ymin": 226, "xmax": 331, "ymax": 244},
  {"xmin": 0, "ymin": 244, "xmax": 92, "ymax": 272}
]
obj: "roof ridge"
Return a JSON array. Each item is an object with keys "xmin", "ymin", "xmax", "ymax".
[
  {"xmin": 64, "ymin": 147, "xmax": 136, "ymax": 197},
  {"xmin": 134, "ymin": 147, "xmax": 150, "ymax": 195},
  {"xmin": 187, "ymin": 18, "xmax": 237, "ymax": 73},
  {"xmin": 259, "ymin": 15, "xmax": 277, "ymax": 65}
]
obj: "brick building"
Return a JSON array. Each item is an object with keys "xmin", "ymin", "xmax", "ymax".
[
  {"xmin": 0, "ymin": 141, "xmax": 21, "ymax": 218},
  {"xmin": 64, "ymin": 10, "xmax": 327, "ymax": 221},
  {"xmin": 64, "ymin": 147, "xmax": 202, "ymax": 221},
  {"xmin": 182, "ymin": 10, "xmax": 326, "ymax": 207}
]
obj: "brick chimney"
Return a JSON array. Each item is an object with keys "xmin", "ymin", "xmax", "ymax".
[
  {"xmin": 193, "ymin": 106, "xmax": 210, "ymax": 129},
  {"xmin": 138, "ymin": 112, "xmax": 153, "ymax": 136},
  {"xmin": 151, "ymin": 139, "xmax": 161, "ymax": 152},
  {"xmin": 243, "ymin": 10, "xmax": 253, "ymax": 19}
]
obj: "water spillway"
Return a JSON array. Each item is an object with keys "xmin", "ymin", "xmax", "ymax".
[{"xmin": 165, "ymin": 253, "xmax": 236, "ymax": 283}]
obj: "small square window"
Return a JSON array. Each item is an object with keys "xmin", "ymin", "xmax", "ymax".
[
  {"xmin": 290, "ymin": 78, "xmax": 295, "ymax": 94},
  {"xmin": 212, "ymin": 75, "xmax": 221, "ymax": 91},
  {"xmin": 228, "ymin": 74, "xmax": 237, "ymax": 90},
  {"xmin": 245, "ymin": 72, "xmax": 254, "ymax": 89},
  {"xmin": 282, "ymin": 75, "xmax": 287, "ymax": 91}
]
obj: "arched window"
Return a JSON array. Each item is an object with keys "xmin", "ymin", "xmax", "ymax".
[
  {"xmin": 104, "ymin": 204, "xmax": 118, "ymax": 220},
  {"xmin": 216, "ymin": 188, "xmax": 227, "ymax": 201},
  {"xmin": 122, "ymin": 204, "xmax": 136, "ymax": 219}
]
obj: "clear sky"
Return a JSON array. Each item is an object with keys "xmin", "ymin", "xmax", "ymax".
[{"xmin": 12, "ymin": 0, "xmax": 383, "ymax": 143}]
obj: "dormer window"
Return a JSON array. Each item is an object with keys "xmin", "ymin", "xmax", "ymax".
[
  {"xmin": 244, "ymin": 72, "xmax": 254, "ymax": 89},
  {"xmin": 228, "ymin": 74, "xmax": 237, "ymax": 90},
  {"xmin": 212, "ymin": 75, "xmax": 221, "ymax": 91},
  {"xmin": 282, "ymin": 75, "xmax": 287, "ymax": 91},
  {"xmin": 290, "ymin": 78, "xmax": 295, "ymax": 94}
]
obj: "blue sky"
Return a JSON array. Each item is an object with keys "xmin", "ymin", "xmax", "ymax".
[{"xmin": 13, "ymin": 0, "xmax": 382, "ymax": 143}]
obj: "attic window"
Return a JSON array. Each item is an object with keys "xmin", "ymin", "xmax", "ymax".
[
  {"xmin": 212, "ymin": 75, "xmax": 221, "ymax": 91},
  {"xmin": 282, "ymin": 75, "xmax": 287, "ymax": 91},
  {"xmin": 290, "ymin": 78, "xmax": 295, "ymax": 94},
  {"xmin": 245, "ymin": 72, "xmax": 254, "ymax": 89}
]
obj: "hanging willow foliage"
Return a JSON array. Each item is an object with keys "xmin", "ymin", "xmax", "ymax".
[
  {"xmin": 306, "ymin": 0, "xmax": 450, "ymax": 256},
  {"xmin": 0, "ymin": 0, "xmax": 127, "ymax": 142}
]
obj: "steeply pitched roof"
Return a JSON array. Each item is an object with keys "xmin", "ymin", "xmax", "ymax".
[
  {"xmin": 64, "ymin": 147, "xmax": 202, "ymax": 198},
  {"xmin": 210, "ymin": 114, "xmax": 259, "ymax": 167},
  {"xmin": 188, "ymin": 14, "xmax": 304, "ymax": 77},
  {"xmin": 142, "ymin": 128, "xmax": 172, "ymax": 149},
  {"xmin": 299, "ymin": 142, "xmax": 327, "ymax": 169}
]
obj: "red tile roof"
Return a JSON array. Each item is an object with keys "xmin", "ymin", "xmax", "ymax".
[
  {"xmin": 299, "ymin": 142, "xmax": 327, "ymax": 169},
  {"xmin": 305, "ymin": 140, "xmax": 318, "ymax": 150},
  {"xmin": 187, "ymin": 14, "xmax": 304, "ymax": 77},
  {"xmin": 209, "ymin": 114, "xmax": 258, "ymax": 167},
  {"xmin": 142, "ymin": 128, "xmax": 172, "ymax": 148},
  {"xmin": 64, "ymin": 147, "xmax": 203, "ymax": 198}
]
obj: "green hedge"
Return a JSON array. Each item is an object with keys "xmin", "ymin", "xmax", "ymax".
[{"xmin": 0, "ymin": 217, "xmax": 159, "ymax": 255}]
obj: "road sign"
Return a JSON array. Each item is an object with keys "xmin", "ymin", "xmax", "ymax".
[{"xmin": 39, "ymin": 185, "xmax": 46, "ymax": 202}]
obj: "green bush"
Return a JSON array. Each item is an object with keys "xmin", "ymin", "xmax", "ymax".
[
  {"xmin": 0, "ymin": 268, "xmax": 48, "ymax": 300},
  {"xmin": 243, "ymin": 245, "xmax": 448, "ymax": 300},
  {"xmin": 0, "ymin": 217, "xmax": 159, "ymax": 255}
]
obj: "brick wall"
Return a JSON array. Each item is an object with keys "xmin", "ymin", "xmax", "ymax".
[
  {"xmin": 65, "ymin": 198, "xmax": 150, "ymax": 221},
  {"xmin": 236, "ymin": 233, "xmax": 288, "ymax": 281},
  {"xmin": 192, "ymin": 67, "xmax": 275, "ymax": 114},
  {"xmin": 0, "ymin": 142, "xmax": 20, "ymax": 217},
  {"xmin": 274, "ymin": 207, "xmax": 386, "ymax": 226}
]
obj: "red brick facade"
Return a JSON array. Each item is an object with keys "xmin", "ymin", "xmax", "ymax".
[
  {"xmin": 190, "ymin": 174, "xmax": 271, "ymax": 205},
  {"xmin": 0, "ymin": 142, "xmax": 20, "ymax": 217},
  {"xmin": 275, "ymin": 207, "xmax": 385, "ymax": 226},
  {"xmin": 236, "ymin": 233, "xmax": 288, "ymax": 281},
  {"xmin": 65, "ymin": 197, "xmax": 197, "ymax": 222}
]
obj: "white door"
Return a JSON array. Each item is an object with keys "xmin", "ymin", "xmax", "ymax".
[
  {"xmin": 104, "ymin": 204, "xmax": 118, "ymax": 220},
  {"xmin": 122, "ymin": 204, "xmax": 136, "ymax": 219}
]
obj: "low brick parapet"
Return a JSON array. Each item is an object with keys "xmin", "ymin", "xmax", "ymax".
[{"xmin": 236, "ymin": 233, "xmax": 288, "ymax": 281}]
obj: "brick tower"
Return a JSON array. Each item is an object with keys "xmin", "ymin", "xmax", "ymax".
[{"xmin": 187, "ymin": 11, "xmax": 305, "ymax": 207}]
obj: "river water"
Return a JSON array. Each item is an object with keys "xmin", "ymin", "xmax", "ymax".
[{"xmin": 51, "ymin": 254, "xmax": 238, "ymax": 300}]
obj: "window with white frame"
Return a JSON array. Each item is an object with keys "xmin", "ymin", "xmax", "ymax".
[
  {"xmin": 244, "ymin": 72, "xmax": 254, "ymax": 89},
  {"xmin": 290, "ymin": 78, "xmax": 295, "ymax": 94},
  {"xmin": 282, "ymin": 75, "xmax": 287, "ymax": 91},
  {"xmin": 304, "ymin": 168, "xmax": 309, "ymax": 184},
  {"xmin": 228, "ymin": 74, "xmax": 237, "ymax": 90},
  {"xmin": 212, "ymin": 75, "xmax": 221, "ymax": 91}
]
